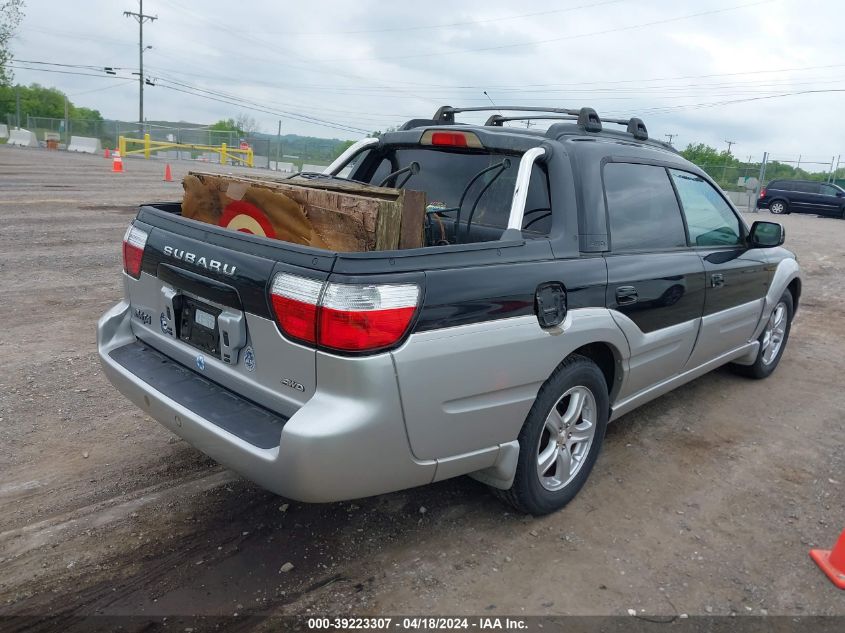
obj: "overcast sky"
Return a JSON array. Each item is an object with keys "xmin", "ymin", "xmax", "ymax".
[{"xmin": 9, "ymin": 0, "xmax": 845, "ymax": 165}]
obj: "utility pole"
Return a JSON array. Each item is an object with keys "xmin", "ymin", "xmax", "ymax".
[
  {"xmin": 722, "ymin": 140, "xmax": 736, "ymax": 182},
  {"xmin": 15, "ymin": 86, "xmax": 21, "ymax": 128},
  {"xmin": 753, "ymin": 151, "xmax": 768, "ymax": 213},
  {"xmin": 64, "ymin": 96, "xmax": 69, "ymax": 146},
  {"xmin": 124, "ymin": 0, "xmax": 157, "ymax": 129},
  {"xmin": 276, "ymin": 120, "xmax": 282, "ymax": 171},
  {"xmin": 664, "ymin": 133, "xmax": 677, "ymax": 145}
]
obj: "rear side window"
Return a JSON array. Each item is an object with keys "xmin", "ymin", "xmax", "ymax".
[
  {"xmin": 365, "ymin": 149, "xmax": 551, "ymax": 233},
  {"xmin": 603, "ymin": 163, "xmax": 687, "ymax": 251},
  {"xmin": 669, "ymin": 170, "xmax": 742, "ymax": 247},
  {"xmin": 770, "ymin": 180, "xmax": 791, "ymax": 191},
  {"xmin": 793, "ymin": 182, "xmax": 820, "ymax": 194}
]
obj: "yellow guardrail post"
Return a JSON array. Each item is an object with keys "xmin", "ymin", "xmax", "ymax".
[
  {"xmin": 144, "ymin": 133, "xmax": 151, "ymax": 159},
  {"xmin": 221, "ymin": 142, "xmax": 227, "ymax": 165},
  {"xmin": 119, "ymin": 136, "xmax": 126, "ymax": 156},
  {"xmin": 248, "ymin": 148, "xmax": 254, "ymax": 168}
]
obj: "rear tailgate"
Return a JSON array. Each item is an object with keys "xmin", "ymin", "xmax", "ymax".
[{"xmin": 125, "ymin": 204, "xmax": 336, "ymax": 418}]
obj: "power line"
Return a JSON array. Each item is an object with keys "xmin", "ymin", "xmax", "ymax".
[
  {"xmin": 153, "ymin": 81, "xmax": 370, "ymax": 135},
  {"xmin": 8, "ymin": 64, "xmax": 136, "ymax": 80},
  {"xmin": 69, "ymin": 80, "xmax": 136, "ymax": 97}
]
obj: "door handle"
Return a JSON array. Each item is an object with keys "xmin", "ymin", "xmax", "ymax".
[
  {"xmin": 615, "ymin": 285, "xmax": 638, "ymax": 306},
  {"xmin": 711, "ymin": 273, "xmax": 725, "ymax": 288}
]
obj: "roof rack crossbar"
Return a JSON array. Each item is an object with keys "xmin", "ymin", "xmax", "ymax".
[
  {"xmin": 434, "ymin": 105, "xmax": 582, "ymax": 123},
  {"xmin": 485, "ymin": 114, "xmax": 578, "ymax": 126},
  {"xmin": 432, "ymin": 105, "xmax": 650, "ymax": 141}
]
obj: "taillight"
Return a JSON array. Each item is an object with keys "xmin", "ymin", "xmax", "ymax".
[
  {"xmin": 760, "ymin": 187, "xmax": 767, "ymax": 199},
  {"xmin": 122, "ymin": 225, "xmax": 148, "ymax": 278},
  {"xmin": 269, "ymin": 273, "xmax": 420, "ymax": 353},
  {"xmin": 420, "ymin": 129, "xmax": 483, "ymax": 148},
  {"xmin": 431, "ymin": 131, "xmax": 468, "ymax": 147},
  {"xmin": 319, "ymin": 282, "xmax": 419, "ymax": 352},
  {"xmin": 269, "ymin": 273, "xmax": 323, "ymax": 344}
]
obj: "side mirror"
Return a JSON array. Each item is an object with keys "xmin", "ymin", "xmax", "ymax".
[{"xmin": 749, "ymin": 221, "xmax": 785, "ymax": 248}]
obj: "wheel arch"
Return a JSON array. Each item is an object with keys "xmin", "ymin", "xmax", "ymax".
[
  {"xmin": 788, "ymin": 277, "xmax": 801, "ymax": 313},
  {"xmin": 568, "ymin": 341, "xmax": 622, "ymax": 402}
]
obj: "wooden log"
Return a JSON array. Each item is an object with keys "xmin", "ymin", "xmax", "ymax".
[{"xmin": 183, "ymin": 171, "xmax": 425, "ymax": 251}]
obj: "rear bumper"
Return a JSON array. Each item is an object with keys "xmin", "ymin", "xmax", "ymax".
[
  {"xmin": 97, "ymin": 301, "xmax": 436, "ymax": 502},
  {"xmin": 756, "ymin": 199, "xmax": 769, "ymax": 209}
]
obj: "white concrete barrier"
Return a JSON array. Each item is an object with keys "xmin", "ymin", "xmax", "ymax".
[
  {"xmin": 270, "ymin": 161, "xmax": 295, "ymax": 172},
  {"xmin": 302, "ymin": 163, "xmax": 329, "ymax": 173},
  {"xmin": 67, "ymin": 136, "xmax": 103, "ymax": 154},
  {"xmin": 0, "ymin": 123, "xmax": 8, "ymax": 139},
  {"xmin": 7, "ymin": 128, "xmax": 38, "ymax": 147}
]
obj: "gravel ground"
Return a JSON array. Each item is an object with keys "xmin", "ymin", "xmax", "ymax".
[{"xmin": 0, "ymin": 146, "xmax": 843, "ymax": 626}]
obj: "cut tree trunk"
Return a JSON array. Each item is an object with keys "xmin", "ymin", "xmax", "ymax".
[{"xmin": 181, "ymin": 172, "xmax": 425, "ymax": 252}]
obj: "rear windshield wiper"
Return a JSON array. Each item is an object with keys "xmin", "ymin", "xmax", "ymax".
[
  {"xmin": 378, "ymin": 161, "xmax": 421, "ymax": 189},
  {"xmin": 456, "ymin": 158, "xmax": 511, "ymax": 243}
]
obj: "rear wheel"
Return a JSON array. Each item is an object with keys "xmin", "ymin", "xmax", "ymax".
[
  {"xmin": 731, "ymin": 291, "xmax": 793, "ymax": 379},
  {"xmin": 494, "ymin": 355, "xmax": 608, "ymax": 515},
  {"xmin": 769, "ymin": 199, "xmax": 789, "ymax": 215}
]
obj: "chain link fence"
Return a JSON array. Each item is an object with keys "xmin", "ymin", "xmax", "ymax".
[
  {"xmin": 19, "ymin": 117, "xmax": 292, "ymax": 169},
  {"xmin": 690, "ymin": 153, "xmax": 844, "ymax": 211}
]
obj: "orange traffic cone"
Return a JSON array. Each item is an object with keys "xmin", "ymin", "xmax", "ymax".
[
  {"xmin": 810, "ymin": 529, "xmax": 845, "ymax": 589},
  {"xmin": 112, "ymin": 151, "xmax": 124, "ymax": 173},
  {"xmin": 163, "ymin": 163, "xmax": 173, "ymax": 182},
  {"xmin": 104, "ymin": 148, "xmax": 111, "ymax": 158}
]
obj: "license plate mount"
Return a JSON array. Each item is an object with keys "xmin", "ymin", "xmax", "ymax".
[{"xmin": 179, "ymin": 297, "xmax": 222, "ymax": 358}]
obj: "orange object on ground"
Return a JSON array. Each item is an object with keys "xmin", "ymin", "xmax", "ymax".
[
  {"xmin": 810, "ymin": 529, "xmax": 845, "ymax": 589},
  {"xmin": 112, "ymin": 151, "xmax": 124, "ymax": 173},
  {"xmin": 104, "ymin": 148, "xmax": 111, "ymax": 158},
  {"xmin": 164, "ymin": 163, "xmax": 173, "ymax": 182}
]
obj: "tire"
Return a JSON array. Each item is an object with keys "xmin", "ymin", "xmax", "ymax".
[
  {"xmin": 493, "ymin": 354, "xmax": 609, "ymax": 515},
  {"xmin": 731, "ymin": 291, "xmax": 793, "ymax": 379},
  {"xmin": 769, "ymin": 199, "xmax": 789, "ymax": 215}
]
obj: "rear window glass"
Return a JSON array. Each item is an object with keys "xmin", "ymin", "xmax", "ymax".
[
  {"xmin": 357, "ymin": 149, "xmax": 552, "ymax": 233},
  {"xmin": 793, "ymin": 182, "xmax": 820, "ymax": 194},
  {"xmin": 603, "ymin": 163, "xmax": 687, "ymax": 251}
]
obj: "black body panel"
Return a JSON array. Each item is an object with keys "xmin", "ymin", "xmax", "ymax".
[
  {"xmin": 157, "ymin": 263, "xmax": 243, "ymax": 311},
  {"xmin": 697, "ymin": 248, "xmax": 771, "ymax": 315},
  {"xmin": 416, "ymin": 256, "xmax": 607, "ymax": 332},
  {"xmin": 110, "ymin": 341, "xmax": 286, "ymax": 449},
  {"xmin": 605, "ymin": 251, "xmax": 705, "ymax": 332}
]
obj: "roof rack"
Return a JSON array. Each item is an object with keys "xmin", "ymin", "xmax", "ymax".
[{"xmin": 432, "ymin": 105, "xmax": 649, "ymax": 141}]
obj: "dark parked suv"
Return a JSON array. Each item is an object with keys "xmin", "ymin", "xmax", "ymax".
[{"xmin": 757, "ymin": 179, "xmax": 845, "ymax": 218}]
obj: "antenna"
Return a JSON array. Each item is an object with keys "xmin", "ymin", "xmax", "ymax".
[{"xmin": 482, "ymin": 91, "xmax": 503, "ymax": 121}]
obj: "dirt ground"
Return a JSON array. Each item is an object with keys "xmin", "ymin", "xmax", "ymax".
[{"xmin": 1, "ymin": 146, "xmax": 843, "ymax": 626}]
